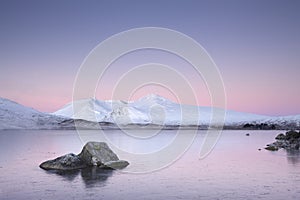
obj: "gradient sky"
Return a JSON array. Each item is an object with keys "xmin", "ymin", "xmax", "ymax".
[{"xmin": 0, "ymin": 0, "xmax": 299, "ymax": 116}]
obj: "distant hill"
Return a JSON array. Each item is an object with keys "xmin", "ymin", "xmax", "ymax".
[
  {"xmin": 54, "ymin": 94, "xmax": 300, "ymax": 129},
  {"xmin": 0, "ymin": 98, "xmax": 65, "ymax": 129},
  {"xmin": 1, "ymin": 95, "xmax": 299, "ymax": 130}
]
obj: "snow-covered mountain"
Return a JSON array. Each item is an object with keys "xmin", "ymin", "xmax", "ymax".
[
  {"xmin": 0, "ymin": 98, "xmax": 66, "ymax": 130},
  {"xmin": 1, "ymin": 95, "xmax": 299, "ymax": 130},
  {"xmin": 248, "ymin": 114, "xmax": 300, "ymax": 129},
  {"xmin": 53, "ymin": 94, "xmax": 300, "ymax": 128}
]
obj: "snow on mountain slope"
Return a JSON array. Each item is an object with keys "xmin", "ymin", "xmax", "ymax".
[
  {"xmin": 0, "ymin": 98, "xmax": 65, "ymax": 130},
  {"xmin": 54, "ymin": 98, "xmax": 113, "ymax": 122},
  {"xmin": 1, "ymin": 95, "xmax": 299, "ymax": 129},
  {"xmin": 54, "ymin": 94, "xmax": 287, "ymax": 126},
  {"xmin": 251, "ymin": 114, "xmax": 300, "ymax": 127}
]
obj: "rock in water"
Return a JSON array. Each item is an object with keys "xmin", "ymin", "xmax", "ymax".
[
  {"xmin": 78, "ymin": 142, "xmax": 129, "ymax": 169},
  {"xmin": 39, "ymin": 153, "xmax": 86, "ymax": 170},
  {"xmin": 103, "ymin": 160, "xmax": 130, "ymax": 169},
  {"xmin": 78, "ymin": 142, "xmax": 119, "ymax": 165},
  {"xmin": 40, "ymin": 142, "xmax": 129, "ymax": 170},
  {"xmin": 264, "ymin": 145, "xmax": 279, "ymax": 151},
  {"xmin": 275, "ymin": 133, "xmax": 286, "ymax": 140},
  {"xmin": 285, "ymin": 130, "xmax": 300, "ymax": 140},
  {"xmin": 265, "ymin": 130, "xmax": 300, "ymax": 151}
]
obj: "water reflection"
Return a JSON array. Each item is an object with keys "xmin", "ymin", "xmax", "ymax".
[
  {"xmin": 81, "ymin": 167, "xmax": 114, "ymax": 188},
  {"xmin": 47, "ymin": 167, "xmax": 114, "ymax": 187},
  {"xmin": 47, "ymin": 169, "xmax": 80, "ymax": 181},
  {"xmin": 2, "ymin": 130, "xmax": 300, "ymax": 200},
  {"xmin": 286, "ymin": 150, "xmax": 300, "ymax": 165}
]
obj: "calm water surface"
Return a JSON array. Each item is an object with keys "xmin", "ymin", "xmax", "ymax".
[{"xmin": 0, "ymin": 130, "xmax": 300, "ymax": 200}]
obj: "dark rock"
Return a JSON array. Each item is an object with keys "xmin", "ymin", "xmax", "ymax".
[
  {"xmin": 265, "ymin": 130, "xmax": 300, "ymax": 151},
  {"xmin": 246, "ymin": 133, "xmax": 250, "ymax": 136},
  {"xmin": 78, "ymin": 142, "xmax": 119, "ymax": 166},
  {"xmin": 275, "ymin": 133, "xmax": 286, "ymax": 140},
  {"xmin": 285, "ymin": 130, "xmax": 300, "ymax": 140},
  {"xmin": 273, "ymin": 141, "xmax": 288, "ymax": 148},
  {"xmin": 265, "ymin": 145, "xmax": 279, "ymax": 151},
  {"xmin": 40, "ymin": 142, "xmax": 129, "ymax": 171},
  {"xmin": 39, "ymin": 153, "xmax": 86, "ymax": 170}
]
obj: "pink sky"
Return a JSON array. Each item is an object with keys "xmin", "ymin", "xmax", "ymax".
[{"xmin": 0, "ymin": 1, "xmax": 299, "ymax": 116}]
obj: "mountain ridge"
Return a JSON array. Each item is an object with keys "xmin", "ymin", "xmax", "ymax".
[
  {"xmin": 0, "ymin": 97, "xmax": 65, "ymax": 129},
  {"xmin": 0, "ymin": 95, "xmax": 299, "ymax": 130},
  {"xmin": 53, "ymin": 94, "xmax": 299, "ymax": 128}
]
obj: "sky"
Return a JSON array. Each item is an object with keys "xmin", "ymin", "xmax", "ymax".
[{"xmin": 0, "ymin": 0, "xmax": 299, "ymax": 116}]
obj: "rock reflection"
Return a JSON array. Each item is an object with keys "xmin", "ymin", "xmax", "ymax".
[
  {"xmin": 48, "ymin": 167, "xmax": 114, "ymax": 187},
  {"xmin": 286, "ymin": 150, "xmax": 300, "ymax": 165},
  {"xmin": 81, "ymin": 167, "xmax": 114, "ymax": 188},
  {"xmin": 47, "ymin": 169, "xmax": 80, "ymax": 181}
]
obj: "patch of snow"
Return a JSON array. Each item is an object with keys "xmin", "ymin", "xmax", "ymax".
[
  {"xmin": 1, "ymin": 94, "xmax": 300, "ymax": 129},
  {"xmin": 0, "ymin": 98, "xmax": 65, "ymax": 130},
  {"xmin": 53, "ymin": 94, "xmax": 295, "ymax": 126}
]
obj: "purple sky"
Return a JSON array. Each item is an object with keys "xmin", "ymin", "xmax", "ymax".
[{"xmin": 0, "ymin": 0, "xmax": 299, "ymax": 116}]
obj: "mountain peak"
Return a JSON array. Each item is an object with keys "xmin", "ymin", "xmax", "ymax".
[
  {"xmin": 138, "ymin": 94, "xmax": 171, "ymax": 102},
  {"xmin": 0, "ymin": 97, "xmax": 40, "ymax": 114}
]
